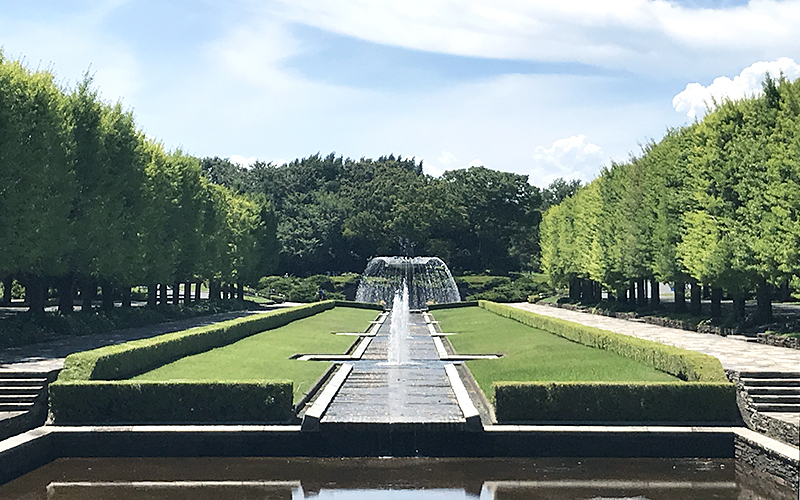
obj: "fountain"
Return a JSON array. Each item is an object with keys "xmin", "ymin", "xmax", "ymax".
[
  {"xmin": 387, "ymin": 283, "xmax": 410, "ymax": 365},
  {"xmin": 355, "ymin": 257, "xmax": 461, "ymax": 310}
]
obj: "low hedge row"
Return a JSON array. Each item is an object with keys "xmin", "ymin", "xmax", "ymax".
[
  {"xmin": 478, "ymin": 301, "xmax": 727, "ymax": 382},
  {"xmin": 57, "ymin": 301, "xmax": 335, "ymax": 382},
  {"xmin": 332, "ymin": 300, "xmax": 384, "ymax": 311},
  {"xmin": 427, "ymin": 301, "xmax": 479, "ymax": 310},
  {"xmin": 49, "ymin": 380, "xmax": 292, "ymax": 423},
  {"xmin": 494, "ymin": 381, "xmax": 737, "ymax": 422}
]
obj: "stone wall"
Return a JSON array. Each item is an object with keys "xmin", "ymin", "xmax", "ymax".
[
  {"xmin": 735, "ymin": 435, "xmax": 799, "ymax": 499},
  {"xmin": 727, "ymin": 370, "xmax": 800, "ymax": 447}
]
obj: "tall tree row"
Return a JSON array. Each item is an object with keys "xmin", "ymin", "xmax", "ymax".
[
  {"xmin": 0, "ymin": 54, "xmax": 277, "ymax": 314},
  {"xmin": 541, "ymin": 76, "xmax": 800, "ymax": 322},
  {"xmin": 202, "ymin": 155, "xmax": 543, "ymax": 276}
]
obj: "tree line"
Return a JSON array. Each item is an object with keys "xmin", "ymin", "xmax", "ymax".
[
  {"xmin": 201, "ymin": 154, "xmax": 573, "ymax": 276},
  {"xmin": 0, "ymin": 54, "xmax": 278, "ymax": 314},
  {"xmin": 541, "ymin": 76, "xmax": 800, "ymax": 322}
]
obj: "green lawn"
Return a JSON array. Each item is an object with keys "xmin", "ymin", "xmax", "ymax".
[
  {"xmin": 433, "ymin": 307, "xmax": 677, "ymax": 400},
  {"xmin": 134, "ymin": 307, "xmax": 378, "ymax": 402}
]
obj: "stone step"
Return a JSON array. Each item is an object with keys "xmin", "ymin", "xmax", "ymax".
[
  {"xmin": 748, "ymin": 386, "xmax": 800, "ymax": 395},
  {"xmin": 0, "ymin": 378, "xmax": 48, "ymax": 387},
  {"xmin": 0, "ymin": 394, "xmax": 37, "ymax": 401},
  {"xmin": 0, "ymin": 402, "xmax": 35, "ymax": 411},
  {"xmin": 741, "ymin": 378, "xmax": 800, "ymax": 387},
  {"xmin": 751, "ymin": 394, "xmax": 800, "ymax": 404},
  {"xmin": 753, "ymin": 403, "xmax": 800, "ymax": 412},
  {"xmin": 0, "ymin": 370, "xmax": 57, "ymax": 379},
  {"xmin": 739, "ymin": 371, "xmax": 800, "ymax": 379},
  {"xmin": 0, "ymin": 386, "xmax": 46, "ymax": 395}
]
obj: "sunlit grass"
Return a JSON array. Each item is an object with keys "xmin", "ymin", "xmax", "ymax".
[
  {"xmin": 434, "ymin": 307, "xmax": 677, "ymax": 401},
  {"xmin": 134, "ymin": 307, "xmax": 378, "ymax": 402}
]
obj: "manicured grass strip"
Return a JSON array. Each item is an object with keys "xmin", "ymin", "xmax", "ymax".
[
  {"xmin": 433, "ymin": 307, "xmax": 678, "ymax": 402},
  {"xmin": 478, "ymin": 301, "xmax": 727, "ymax": 382},
  {"xmin": 58, "ymin": 301, "xmax": 337, "ymax": 382},
  {"xmin": 134, "ymin": 308, "xmax": 378, "ymax": 402}
]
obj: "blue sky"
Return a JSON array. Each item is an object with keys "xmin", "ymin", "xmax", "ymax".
[{"xmin": 2, "ymin": 1, "xmax": 799, "ymax": 186}]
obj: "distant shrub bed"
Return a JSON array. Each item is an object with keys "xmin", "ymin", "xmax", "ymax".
[
  {"xmin": 494, "ymin": 381, "xmax": 737, "ymax": 422},
  {"xmin": 457, "ymin": 274, "xmax": 551, "ymax": 303},
  {"xmin": 256, "ymin": 274, "xmax": 360, "ymax": 302},
  {"xmin": 57, "ymin": 301, "xmax": 334, "ymax": 382},
  {"xmin": 479, "ymin": 301, "xmax": 727, "ymax": 382},
  {"xmin": 49, "ymin": 380, "xmax": 292, "ymax": 424},
  {"xmin": 0, "ymin": 300, "xmax": 253, "ymax": 349}
]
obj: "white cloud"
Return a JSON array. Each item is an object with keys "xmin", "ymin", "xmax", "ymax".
[
  {"xmin": 273, "ymin": 0, "xmax": 800, "ymax": 77},
  {"xmin": 531, "ymin": 134, "xmax": 604, "ymax": 186},
  {"xmin": 438, "ymin": 151, "xmax": 458, "ymax": 166},
  {"xmin": 229, "ymin": 154, "xmax": 259, "ymax": 168},
  {"xmin": 673, "ymin": 57, "xmax": 800, "ymax": 118},
  {"xmin": 468, "ymin": 159, "xmax": 484, "ymax": 167}
]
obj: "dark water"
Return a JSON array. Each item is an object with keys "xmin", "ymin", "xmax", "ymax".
[{"xmin": 2, "ymin": 456, "xmax": 789, "ymax": 500}]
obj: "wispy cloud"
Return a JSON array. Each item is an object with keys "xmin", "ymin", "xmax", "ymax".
[
  {"xmin": 673, "ymin": 57, "xmax": 800, "ymax": 118},
  {"xmin": 530, "ymin": 134, "xmax": 604, "ymax": 187},
  {"xmin": 272, "ymin": 0, "xmax": 800, "ymax": 77}
]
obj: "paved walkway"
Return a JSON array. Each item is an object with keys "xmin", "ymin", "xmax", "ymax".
[
  {"xmin": 321, "ymin": 312, "xmax": 464, "ymax": 425},
  {"xmin": 0, "ymin": 304, "xmax": 302, "ymax": 373},
  {"xmin": 510, "ymin": 303, "xmax": 800, "ymax": 374}
]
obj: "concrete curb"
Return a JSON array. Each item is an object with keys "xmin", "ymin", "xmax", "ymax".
[{"xmin": 301, "ymin": 364, "xmax": 353, "ymax": 432}]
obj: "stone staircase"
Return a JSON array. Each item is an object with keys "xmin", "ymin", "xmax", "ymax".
[
  {"xmin": 739, "ymin": 371, "xmax": 800, "ymax": 413},
  {"xmin": 0, "ymin": 370, "xmax": 57, "ymax": 441}
]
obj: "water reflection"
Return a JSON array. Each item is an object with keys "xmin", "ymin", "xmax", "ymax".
[{"xmin": 0, "ymin": 456, "xmax": 787, "ymax": 500}]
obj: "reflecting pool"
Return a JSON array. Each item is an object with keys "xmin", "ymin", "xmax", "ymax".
[{"xmin": 1, "ymin": 456, "xmax": 781, "ymax": 500}]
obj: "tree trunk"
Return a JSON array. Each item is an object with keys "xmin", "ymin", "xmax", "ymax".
[
  {"xmin": 237, "ymin": 281, "xmax": 244, "ymax": 301},
  {"xmin": 674, "ymin": 280, "xmax": 686, "ymax": 312},
  {"xmin": 58, "ymin": 274, "xmax": 74, "ymax": 314},
  {"xmin": 732, "ymin": 292, "xmax": 746, "ymax": 320},
  {"xmin": 778, "ymin": 279, "xmax": 791, "ymax": 302},
  {"xmin": 195, "ymin": 281, "xmax": 202, "ymax": 302},
  {"xmin": 568, "ymin": 277, "xmax": 579, "ymax": 301},
  {"xmin": 650, "ymin": 278, "xmax": 660, "ymax": 307},
  {"xmin": 26, "ymin": 275, "xmax": 46, "ymax": 316},
  {"xmin": 121, "ymin": 287, "xmax": 132, "ymax": 308},
  {"xmin": 755, "ymin": 278, "xmax": 773, "ymax": 323},
  {"xmin": 82, "ymin": 282, "xmax": 97, "ymax": 311},
  {"xmin": 101, "ymin": 282, "xmax": 115, "ymax": 311},
  {"xmin": 183, "ymin": 281, "xmax": 191, "ymax": 305},
  {"xmin": 711, "ymin": 287, "xmax": 723, "ymax": 317},
  {"xmin": 635, "ymin": 278, "xmax": 645, "ymax": 307},
  {"xmin": 147, "ymin": 284, "xmax": 157, "ymax": 307},
  {"xmin": 2, "ymin": 276, "xmax": 12, "ymax": 304},
  {"xmin": 690, "ymin": 281, "xmax": 701, "ymax": 315},
  {"xmin": 173, "ymin": 282, "xmax": 181, "ymax": 305}
]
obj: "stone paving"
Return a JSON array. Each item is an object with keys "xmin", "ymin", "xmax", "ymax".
[
  {"xmin": 321, "ymin": 312, "xmax": 465, "ymax": 425},
  {"xmin": 510, "ymin": 303, "xmax": 800, "ymax": 374}
]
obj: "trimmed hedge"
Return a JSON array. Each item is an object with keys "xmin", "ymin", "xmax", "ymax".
[
  {"xmin": 49, "ymin": 380, "xmax": 292, "ymax": 423},
  {"xmin": 478, "ymin": 301, "xmax": 727, "ymax": 382},
  {"xmin": 332, "ymin": 300, "xmax": 384, "ymax": 311},
  {"xmin": 427, "ymin": 301, "xmax": 479, "ymax": 310},
  {"xmin": 494, "ymin": 381, "xmax": 737, "ymax": 422},
  {"xmin": 57, "ymin": 301, "xmax": 335, "ymax": 382}
]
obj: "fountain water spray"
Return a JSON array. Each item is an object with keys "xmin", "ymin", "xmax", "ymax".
[
  {"xmin": 387, "ymin": 282, "xmax": 410, "ymax": 365},
  {"xmin": 355, "ymin": 256, "xmax": 460, "ymax": 310}
]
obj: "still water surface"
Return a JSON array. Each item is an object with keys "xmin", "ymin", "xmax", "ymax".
[{"xmin": 0, "ymin": 456, "xmax": 785, "ymax": 500}]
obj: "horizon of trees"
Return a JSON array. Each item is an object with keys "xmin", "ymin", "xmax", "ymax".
[
  {"xmin": 200, "ymin": 154, "xmax": 581, "ymax": 277},
  {"xmin": 541, "ymin": 75, "xmax": 800, "ymax": 322},
  {"xmin": 0, "ymin": 53, "xmax": 278, "ymax": 315}
]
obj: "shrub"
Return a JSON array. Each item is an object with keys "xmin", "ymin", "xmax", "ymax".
[
  {"xmin": 479, "ymin": 301, "xmax": 728, "ymax": 382},
  {"xmin": 494, "ymin": 381, "xmax": 737, "ymax": 422},
  {"xmin": 50, "ymin": 380, "xmax": 292, "ymax": 423},
  {"xmin": 57, "ymin": 301, "xmax": 335, "ymax": 382}
]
